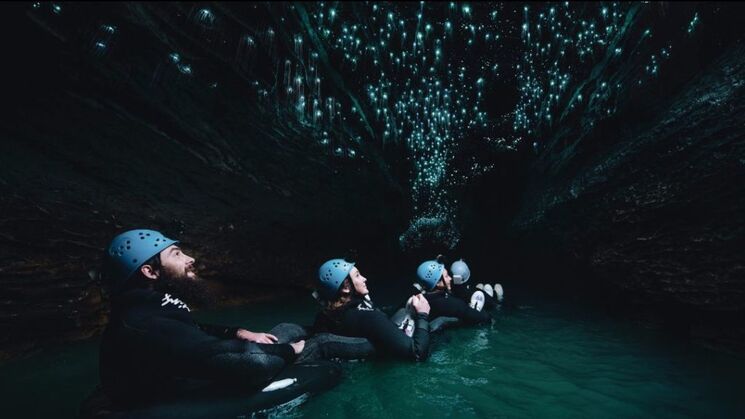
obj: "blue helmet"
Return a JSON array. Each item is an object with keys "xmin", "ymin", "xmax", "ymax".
[
  {"xmin": 103, "ymin": 229, "xmax": 178, "ymax": 291},
  {"xmin": 450, "ymin": 259, "xmax": 471, "ymax": 285},
  {"xmin": 317, "ymin": 259, "xmax": 355, "ymax": 300},
  {"xmin": 416, "ymin": 260, "xmax": 444, "ymax": 291}
]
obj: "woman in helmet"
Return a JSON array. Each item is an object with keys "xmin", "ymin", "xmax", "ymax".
[
  {"xmin": 414, "ymin": 257, "xmax": 491, "ymax": 326},
  {"xmin": 450, "ymin": 259, "xmax": 504, "ymax": 311},
  {"xmin": 312, "ymin": 259, "xmax": 432, "ymax": 361}
]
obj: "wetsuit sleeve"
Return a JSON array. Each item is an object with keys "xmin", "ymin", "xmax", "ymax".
[
  {"xmin": 412, "ymin": 312, "xmax": 431, "ymax": 359},
  {"xmin": 348, "ymin": 309, "xmax": 430, "ymax": 361},
  {"xmin": 197, "ymin": 323, "xmax": 240, "ymax": 339},
  {"xmin": 428, "ymin": 294, "xmax": 491, "ymax": 325},
  {"xmin": 311, "ymin": 311, "xmax": 337, "ymax": 334},
  {"xmin": 127, "ymin": 316, "xmax": 293, "ymax": 388}
]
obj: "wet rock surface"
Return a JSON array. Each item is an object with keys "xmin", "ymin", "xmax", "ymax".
[{"xmin": 509, "ymin": 40, "xmax": 745, "ymax": 352}]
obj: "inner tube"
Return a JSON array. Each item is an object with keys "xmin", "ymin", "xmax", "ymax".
[
  {"xmin": 390, "ymin": 308, "xmax": 459, "ymax": 334},
  {"xmin": 80, "ymin": 361, "xmax": 342, "ymax": 419},
  {"xmin": 298, "ymin": 333, "xmax": 376, "ymax": 362},
  {"xmin": 267, "ymin": 322, "xmax": 375, "ymax": 362}
]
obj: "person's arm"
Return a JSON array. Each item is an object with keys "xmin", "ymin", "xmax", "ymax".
[
  {"xmin": 197, "ymin": 322, "xmax": 279, "ymax": 344},
  {"xmin": 350, "ymin": 309, "xmax": 430, "ymax": 361},
  {"xmin": 427, "ymin": 293, "xmax": 491, "ymax": 325},
  {"xmin": 126, "ymin": 316, "xmax": 295, "ymax": 388},
  {"xmin": 410, "ymin": 312, "xmax": 431, "ymax": 360}
]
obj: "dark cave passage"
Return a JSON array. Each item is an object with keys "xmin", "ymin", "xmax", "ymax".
[
  {"xmin": 1, "ymin": 0, "xmax": 744, "ymax": 362},
  {"xmin": 3, "ymin": 2, "xmax": 745, "ymax": 418}
]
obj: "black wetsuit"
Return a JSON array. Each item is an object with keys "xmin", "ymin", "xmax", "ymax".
[
  {"xmin": 99, "ymin": 288, "xmax": 297, "ymax": 406},
  {"xmin": 313, "ymin": 296, "xmax": 431, "ymax": 361},
  {"xmin": 424, "ymin": 290, "xmax": 491, "ymax": 325},
  {"xmin": 451, "ymin": 283, "xmax": 476, "ymax": 302}
]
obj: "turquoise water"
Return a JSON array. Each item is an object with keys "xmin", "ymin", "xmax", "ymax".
[{"xmin": 2, "ymin": 294, "xmax": 744, "ymax": 418}]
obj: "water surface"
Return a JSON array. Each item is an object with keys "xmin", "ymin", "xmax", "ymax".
[{"xmin": 2, "ymin": 293, "xmax": 744, "ymax": 418}]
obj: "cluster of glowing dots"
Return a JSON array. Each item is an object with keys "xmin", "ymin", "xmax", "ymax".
[
  {"xmin": 33, "ymin": 2, "xmax": 62, "ymax": 15},
  {"xmin": 513, "ymin": 2, "xmax": 630, "ymax": 136},
  {"xmin": 513, "ymin": 2, "xmax": 699, "ymax": 142},
  {"xmin": 310, "ymin": 1, "xmax": 502, "ymax": 220},
  {"xmin": 168, "ymin": 52, "xmax": 192, "ymax": 75},
  {"xmin": 90, "ymin": 25, "xmax": 117, "ymax": 56},
  {"xmin": 275, "ymin": 33, "xmax": 355, "ymax": 158},
  {"xmin": 687, "ymin": 13, "xmax": 700, "ymax": 35}
]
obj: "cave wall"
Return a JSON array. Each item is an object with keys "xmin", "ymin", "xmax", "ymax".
[
  {"xmin": 0, "ymin": 3, "xmax": 404, "ymax": 357},
  {"xmin": 508, "ymin": 34, "xmax": 745, "ymax": 347},
  {"xmin": 3, "ymin": 2, "xmax": 745, "ymax": 358}
]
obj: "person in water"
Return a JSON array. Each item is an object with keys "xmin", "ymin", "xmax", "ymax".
[
  {"xmin": 414, "ymin": 257, "xmax": 491, "ymax": 326},
  {"xmin": 449, "ymin": 258, "xmax": 504, "ymax": 311},
  {"xmin": 98, "ymin": 229, "xmax": 306, "ymax": 407},
  {"xmin": 312, "ymin": 258, "xmax": 432, "ymax": 361}
]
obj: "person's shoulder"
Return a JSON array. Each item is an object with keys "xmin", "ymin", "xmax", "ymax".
[
  {"xmin": 347, "ymin": 306, "xmax": 385, "ymax": 322},
  {"xmin": 113, "ymin": 288, "xmax": 160, "ymax": 307},
  {"xmin": 313, "ymin": 309, "xmax": 331, "ymax": 325},
  {"xmin": 424, "ymin": 290, "xmax": 446, "ymax": 300},
  {"xmin": 114, "ymin": 289, "xmax": 177, "ymax": 324}
]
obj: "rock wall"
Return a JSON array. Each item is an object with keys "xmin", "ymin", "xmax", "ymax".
[
  {"xmin": 0, "ymin": 3, "xmax": 404, "ymax": 358},
  {"xmin": 510, "ymin": 38, "xmax": 745, "ymax": 351}
]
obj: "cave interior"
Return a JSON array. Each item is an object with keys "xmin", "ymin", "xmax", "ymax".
[{"xmin": 1, "ymin": 1, "xmax": 744, "ymax": 357}]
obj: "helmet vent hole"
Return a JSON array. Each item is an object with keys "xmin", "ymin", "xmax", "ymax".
[
  {"xmin": 154, "ymin": 244, "xmax": 158, "ymax": 247},
  {"xmin": 146, "ymin": 233, "xmax": 150, "ymax": 236},
  {"xmin": 132, "ymin": 259, "xmax": 137, "ymax": 263},
  {"xmin": 126, "ymin": 246, "xmax": 130, "ymax": 250}
]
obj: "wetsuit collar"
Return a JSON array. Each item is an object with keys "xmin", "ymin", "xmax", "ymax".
[
  {"xmin": 426, "ymin": 289, "xmax": 450, "ymax": 298},
  {"xmin": 112, "ymin": 288, "xmax": 192, "ymax": 313}
]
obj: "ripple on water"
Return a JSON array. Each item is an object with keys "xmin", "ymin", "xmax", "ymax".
[{"xmin": 2, "ymin": 298, "xmax": 745, "ymax": 418}]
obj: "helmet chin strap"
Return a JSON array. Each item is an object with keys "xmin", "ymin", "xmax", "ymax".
[{"xmin": 311, "ymin": 290, "xmax": 324, "ymax": 306}]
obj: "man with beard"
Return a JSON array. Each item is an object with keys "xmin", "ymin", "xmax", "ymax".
[{"xmin": 97, "ymin": 229, "xmax": 306, "ymax": 408}]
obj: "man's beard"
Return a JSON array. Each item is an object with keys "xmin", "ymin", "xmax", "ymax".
[{"xmin": 154, "ymin": 272, "xmax": 217, "ymax": 308}]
